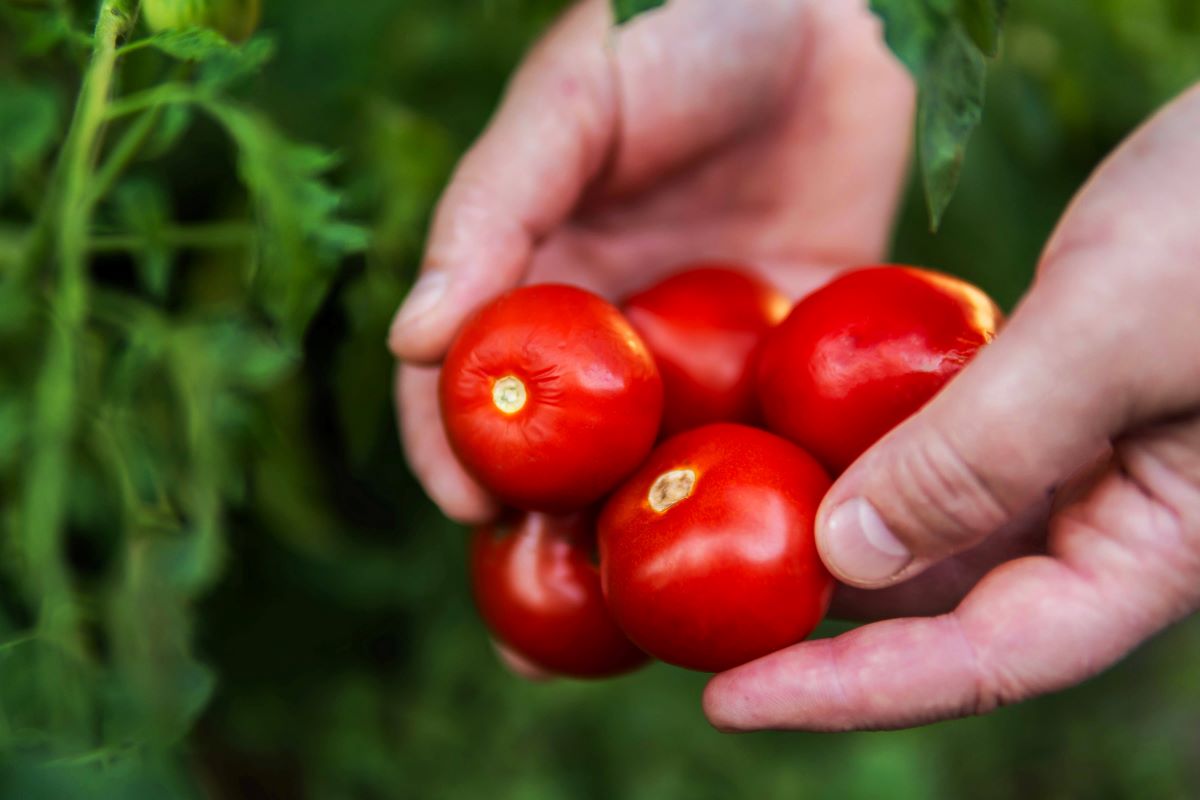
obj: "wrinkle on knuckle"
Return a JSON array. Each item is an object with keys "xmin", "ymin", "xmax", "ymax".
[{"xmin": 880, "ymin": 430, "xmax": 1011, "ymax": 551}]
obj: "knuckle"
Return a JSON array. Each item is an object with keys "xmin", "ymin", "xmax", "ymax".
[{"xmin": 876, "ymin": 429, "xmax": 1011, "ymax": 554}]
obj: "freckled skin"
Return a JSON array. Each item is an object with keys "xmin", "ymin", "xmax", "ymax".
[
  {"xmin": 756, "ymin": 265, "xmax": 1003, "ymax": 474},
  {"xmin": 441, "ymin": 284, "xmax": 663, "ymax": 512},
  {"xmin": 472, "ymin": 511, "xmax": 648, "ymax": 678},
  {"xmin": 599, "ymin": 424, "xmax": 833, "ymax": 673},
  {"xmin": 623, "ymin": 265, "xmax": 791, "ymax": 436}
]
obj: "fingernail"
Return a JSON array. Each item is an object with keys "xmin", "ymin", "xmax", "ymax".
[
  {"xmin": 821, "ymin": 498, "xmax": 911, "ymax": 584},
  {"xmin": 390, "ymin": 272, "xmax": 449, "ymax": 341}
]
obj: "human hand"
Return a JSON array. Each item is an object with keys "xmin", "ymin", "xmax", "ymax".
[
  {"xmin": 388, "ymin": 0, "xmax": 914, "ymax": 524},
  {"xmin": 704, "ymin": 84, "xmax": 1200, "ymax": 731}
]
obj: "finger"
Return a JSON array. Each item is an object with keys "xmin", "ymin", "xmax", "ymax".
[
  {"xmin": 817, "ymin": 83, "xmax": 1200, "ymax": 589},
  {"xmin": 388, "ymin": 0, "xmax": 617, "ymax": 363},
  {"xmin": 396, "ymin": 364, "xmax": 498, "ymax": 524},
  {"xmin": 706, "ymin": 422, "xmax": 1200, "ymax": 731},
  {"xmin": 829, "ymin": 498, "xmax": 1049, "ymax": 621}
]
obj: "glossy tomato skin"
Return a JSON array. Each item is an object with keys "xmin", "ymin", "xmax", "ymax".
[
  {"xmin": 757, "ymin": 265, "xmax": 1002, "ymax": 474},
  {"xmin": 598, "ymin": 424, "xmax": 833, "ymax": 673},
  {"xmin": 623, "ymin": 265, "xmax": 790, "ymax": 436},
  {"xmin": 471, "ymin": 511, "xmax": 649, "ymax": 679},
  {"xmin": 441, "ymin": 284, "xmax": 663, "ymax": 513}
]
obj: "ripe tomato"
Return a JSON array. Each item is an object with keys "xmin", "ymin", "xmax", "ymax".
[
  {"xmin": 471, "ymin": 511, "xmax": 649, "ymax": 679},
  {"xmin": 623, "ymin": 265, "xmax": 790, "ymax": 436},
  {"xmin": 757, "ymin": 265, "xmax": 1002, "ymax": 474},
  {"xmin": 598, "ymin": 424, "xmax": 833, "ymax": 673},
  {"xmin": 441, "ymin": 284, "xmax": 663, "ymax": 512}
]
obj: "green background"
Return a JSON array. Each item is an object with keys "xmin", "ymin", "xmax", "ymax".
[{"xmin": 2, "ymin": 0, "xmax": 1200, "ymax": 797}]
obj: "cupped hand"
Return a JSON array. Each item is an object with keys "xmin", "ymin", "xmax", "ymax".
[
  {"xmin": 388, "ymin": 0, "xmax": 914, "ymax": 524},
  {"xmin": 705, "ymin": 83, "xmax": 1200, "ymax": 732}
]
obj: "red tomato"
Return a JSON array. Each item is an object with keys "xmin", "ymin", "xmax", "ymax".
[
  {"xmin": 441, "ymin": 284, "xmax": 663, "ymax": 512},
  {"xmin": 471, "ymin": 511, "xmax": 649, "ymax": 679},
  {"xmin": 757, "ymin": 265, "xmax": 1002, "ymax": 474},
  {"xmin": 623, "ymin": 265, "xmax": 790, "ymax": 436},
  {"xmin": 598, "ymin": 424, "xmax": 833, "ymax": 673}
]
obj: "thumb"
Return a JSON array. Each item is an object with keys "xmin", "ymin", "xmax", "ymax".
[
  {"xmin": 388, "ymin": 1, "xmax": 615, "ymax": 364},
  {"xmin": 815, "ymin": 281, "xmax": 1131, "ymax": 588}
]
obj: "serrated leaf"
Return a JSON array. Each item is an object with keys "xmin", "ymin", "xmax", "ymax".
[
  {"xmin": 957, "ymin": 0, "xmax": 1006, "ymax": 57},
  {"xmin": 142, "ymin": 27, "xmax": 238, "ymax": 61},
  {"xmin": 200, "ymin": 100, "xmax": 369, "ymax": 339},
  {"xmin": 198, "ymin": 35, "xmax": 276, "ymax": 90},
  {"xmin": 611, "ymin": 0, "xmax": 667, "ymax": 25}
]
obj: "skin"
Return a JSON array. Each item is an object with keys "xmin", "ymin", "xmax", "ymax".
[{"xmin": 390, "ymin": 0, "xmax": 1200, "ymax": 732}]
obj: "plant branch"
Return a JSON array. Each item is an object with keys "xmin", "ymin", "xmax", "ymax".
[
  {"xmin": 24, "ymin": 0, "xmax": 134, "ymax": 644},
  {"xmin": 91, "ymin": 221, "xmax": 255, "ymax": 252}
]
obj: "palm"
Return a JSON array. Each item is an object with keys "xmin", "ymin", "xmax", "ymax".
[{"xmin": 395, "ymin": 0, "xmax": 1033, "ymax": 621}]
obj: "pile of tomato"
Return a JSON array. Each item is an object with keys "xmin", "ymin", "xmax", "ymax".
[{"xmin": 441, "ymin": 264, "xmax": 1002, "ymax": 677}]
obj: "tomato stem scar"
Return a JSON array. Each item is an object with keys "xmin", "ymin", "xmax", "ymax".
[
  {"xmin": 648, "ymin": 469, "xmax": 695, "ymax": 513},
  {"xmin": 492, "ymin": 375, "xmax": 527, "ymax": 414}
]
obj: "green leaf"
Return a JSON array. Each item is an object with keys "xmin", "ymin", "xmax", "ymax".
[
  {"xmin": 0, "ymin": 4, "xmax": 93, "ymax": 57},
  {"xmin": 140, "ymin": 27, "xmax": 239, "ymax": 61},
  {"xmin": 141, "ymin": 104, "xmax": 193, "ymax": 158},
  {"xmin": 197, "ymin": 35, "xmax": 276, "ymax": 90},
  {"xmin": 0, "ymin": 395, "xmax": 25, "ymax": 470},
  {"xmin": 201, "ymin": 99, "xmax": 369, "ymax": 340},
  {"xmin": 0, "ymin": 79, "xmax": 61, "ymax": 199},
  {"xmin": 111, "ymin": 179, "xmax": 174, "ymax": 298},
  {"xmin": 917, "ymin": 25, "xmax": 986, "ymax": 229},
  {"xmin": 611, "ymin": 0, "xmax": 667, "ymax": 25},
  {"xmin": 870, "ymin": 0, "xmax": 999, "ymax": 229},
  {"xmin": 957, "ymin": 0, "xmax": 1007, "ymax": 57}
]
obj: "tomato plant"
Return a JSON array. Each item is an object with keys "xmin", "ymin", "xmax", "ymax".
[
  {"xmin": 756, "ymin": 265, "xmax": 1002, "ymax": 473},
  {"xmin": 623, "ymin": 265, "xmax": 790, "ymax": 436},
  {"xmin": 471, "ymin": 511, "xmax": 648, "ymax": 679},
  {"xmin": 598, "ymin": 423, "xmax": 833, "ymax": 673},
  {"xmin": 441, "ymin": 284, "xmax": 663, "ymax": 512}
]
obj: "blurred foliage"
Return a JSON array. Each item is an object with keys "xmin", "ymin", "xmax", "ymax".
[
  {"xmin": 871, "ymin": 0, "xmax": 1004, "ymax": 229},
  {"xmin": 0, "ymin": 0, "xmax": 1198, "ymax": 798}
]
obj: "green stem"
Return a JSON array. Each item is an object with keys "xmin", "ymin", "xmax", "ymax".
[
  {"xmin": 87, "ymin": 106, "xmax": 163, "ymax": 206},
  {"xmin": 90, "ymin": 221, "xmax": 255, "ymax": 252},
  {"xmin": 104, "ymin": 83, "xmax": 194, "ymax": 120},
  {"xmin": 24, "ymin": 0, "xmax": 133, "ymax": 642},
  {"xmin": 88, "ymin": 64, "xmax": 190, "ymax": 206}
]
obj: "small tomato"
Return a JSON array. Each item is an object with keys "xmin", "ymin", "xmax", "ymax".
[
  {"xmin": 756, "ymin": 265, "xmax": 1002, "ymax": 473},
  {"xmin": 471, "ymin": 511, "xmax": 648, "ymax": 679},
  {"xmin": 599, "ymin": 423, "xmax": 833, "ymax": 673},
  {"xmin": 440, "ymin": 284, "xmax": 663, "ymax": 513},
  {"xmin": 623, "ymin": 265, "xmax": 790, "ymax": 436}
]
